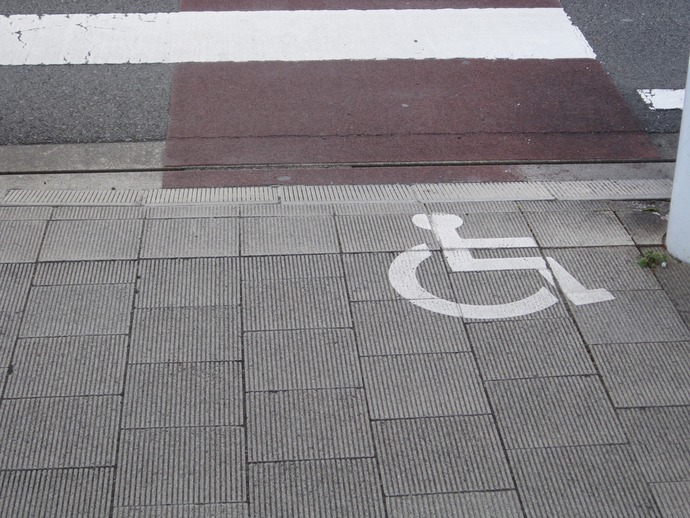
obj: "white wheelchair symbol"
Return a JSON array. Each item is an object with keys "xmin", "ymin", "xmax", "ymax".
[{"xmin": 389, "ymin": 213, "xmax": 614, "ymax": 319}]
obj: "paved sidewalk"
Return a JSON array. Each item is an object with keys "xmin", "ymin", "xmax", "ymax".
[{"xmin": 0, "ymin": 185, "xmax": 689, "ymax": 517}]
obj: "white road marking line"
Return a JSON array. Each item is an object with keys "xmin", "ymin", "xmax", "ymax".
[
  {"xmin": 637, "ymin": 89, "xmax": 685, "ymax": 110},
  {"xmin": 0, "ymin": 9, "xmax": 596, "ymax": 65}
]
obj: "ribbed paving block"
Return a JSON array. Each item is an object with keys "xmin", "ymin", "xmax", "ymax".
[
  {"xmin": 467, "ymin": 318, "xmax": 594, "ymax": 380},
  {"xmin": 651, "ymin": 482, "xmax": 690, "ymax": 518},
  {"xmin": 0, "ymin": 220, "xmax": 45, "ymax": 262},
  {"xmin": 487, "ymin": 376, "xmax": 625, "ymax": 449},
  {"xmin": 281, "ymin": 184, "xmax": 415, "ymax": 203},
  {"xmin": 451, "ymin": 212, "xmax": 534, "ymax": 240},
  {"xmin": 0, "ymin": 468, "xmax": 113, "ymax": 518},
  {"xmin": 373, "ymin": 416, "xmax": 513, "ymax": 495},
  {"xmin": 547, "ymin": 179, "xmax": 672, "ymax": 200},
  {"xmin": 242, "ymin": 203, "xmax": 333, "ymax": 217},
  {"xmin": 247, "ymin": 388, "xmax": 373, "ymax": 462},
  {"xmin": 545, "ymin": 247, "xmax": 660, "ymax": 291},
  {"xmin": 123, "ymin": 362, "xmax": 243, "ymax": 428},
  {"xmin": 353, "ymin": 300, "xmax": 470, "ymax": 355},
  {"xmin": 0, "ymin": 206, "xmax": 52, "ymax": 220},
  {"xmin": 130, "ymin": 306, "xmax": 241, "ymax": 363},
  {"xmin": 241, "ymin": 254, "xmax": 342, "ymax": 282},
  {"xmin": 250, "ymin": 459, "xmax": 385, "ymax": 518},
  {"xmin": 414, "ymin": 182, "xmax": 552, "ymax": 202},
  {"xmin": 0, "ymin": 312, "xmax": 21, "ymax": 366},
  {"xmin": 34, "ymin": 260, "xmax": 137, "ymax": 285},
  {"xmin": 114, "ymin": 504, "xmax": 248, "ymax": 518},
  {"xmin": 52, "ymin": 206, "xmax": 145, "ymax": 220},
  {"xmin": 334, "ymin": 202, "xmax": 425, "ymax": 215},
  {"xmin": 525, "ymin": 211, "xmax": 634, "ymax": 247},
  {"xmin": 21, "ymin": 284, "xmax": 134, "ymax": 337},
  {"xmin": 141, "ymin": 218, "xmax": 239, "ymax": 258},
  {"xmin": 592, "ymin": 341, "xmax": 690, "ymax": 407},
  {"xmin": 0, "ymin": 396, "xmax": 120, "ymax": 469},
  {"xmin": 572, "ymin": 291, "xmax": 690, "ymax": 344},
  {"xmin": 241, "ymin": 216, "xmax": 339, "ymax": 255},
  {"xmin": 243, "ymin": 277, "xmax": 351, "ymax": 331},
  {"xmin": 0, "ymin": 262, "xmax": 33, "ymax": 312},
  {"xmin": 245, "ymin": 329, "xmax": 361, "ymax": 391},
  {"xmin": 387, "ymin": 490, "xmax": 523, "ymax": 518},
  {"xmin": 336, "ymin": 214, "xmax": 439, "ymax": 253},
  {"xmin": 361, "ymin": 353, "xmax": 489, "ymax": 419},
  {"xmin": 144, "ymin": 187, "xmax": 277, "ymax": 204},
  {"xmin": 344, "ymin": 251, "xmax": 454, "ymax": 302},
  {"xmin": 616, "ymin": 210, "xmax": 667, "ymax": 245},
  {"xmin": 137, "ymin": 258, "xmax": 240, "ymax": 308},
  {"xmin": 39, "ymin": 220, "xmax": 143, "ymax": 261},
  {"xmin": 426, "ymin": 201, "xmax": 519, "ymax": 214},
  {"xmin": 510, "ymin": 445, "xmax": 658, "ymax": 518},
  {"xmin": 518, "ymin": 199, "xmax": 610, "ymax": 212},
  {"xmin": 115, "ymin": 426, "xmax": 246, "ymax": 506},
  {"xmin": 619, "ymin": 406, "xmax": 690, "ymax": 483},
  {"xmin": 6, "ymin": 335, "xmax": 127, "ymax": 398},
  {"xmin": 2, "ymin": 189, "xmax": 140, "ymax": 205},
  {"xmin": 147, "ymin": 204, "xmax": 240, "ymax": 219}
]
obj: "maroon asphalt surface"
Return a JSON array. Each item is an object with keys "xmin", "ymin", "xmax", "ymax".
[{"xmin": 163, "ymin": 2, "xmax": 659, "ymax": 187}]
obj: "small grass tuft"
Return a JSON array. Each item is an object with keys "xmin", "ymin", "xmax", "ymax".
[{"xmin": 638, "ymin": 251, "xmax": 668, "ymax": 269}]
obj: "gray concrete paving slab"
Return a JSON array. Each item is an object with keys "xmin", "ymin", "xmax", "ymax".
[
  {"xmin": 141, "ymin": 218, "xmax": 239, "ymax": 258},
  {"xmin": 242, "ymin": 277, "xmax": 351, "ymax": 331},
  {"xmin": 40, "ymin": 220, "xmax": 143, "ymax": 261},
  {"xmin": 249, "ymin": 459, "xmax": 385, "ymax": 518},
  {"xmin": 0, "ymin": 220, "xmax": 46, "ymax": 262},
  {"xmin": 0, "ymin": 206, "xmax": 52, "ymax": 220},
  {"xmin": 242, "ymin": 203, "xmax": 333, "ymax": 217},
  {"xmin": 123, "ymin": 362, "xmax": 243, "ymax": 428},
  {"xmin": 130, "ymin": 306, "xmax": 241, "ymax": 363},
  {"xmin": 361, "ymin": 353, "xmax": 489, "ymax": 419},
  {"xmin": 518, "ymin": 199, "xmax": 610, "ymax": 212},
  {"xmin": 137, "ymin": 258, "xmax": 240, "ymax": 308},
  {"xmin": 651, "ymin": 481, "xmax": 690, "ymax": 518},
  {"xmin": 619, "ymin": 406, "xmax": 690, "ymax": 483},
  {"xmin": 373, "ymin": 416, "xmax": 513, "ymax": 496},
  {"xmin": 571, "ymin": 290, "xmax": 690, "ymax": 344},
  {"xmin": 425, "ymin": 201, "xmax": 519, "ymax": 214},
  {"xmin": 510, "ymin": 444, "xmax": 660, "ymax": 517},
  {"xmin": 113, "ymin": 504, "xmax": 248, "ymax": 518},
  {"xmin": 592, "ymin": 341, "xmax": 690, "ymax": 407},
  {"xmin": 0, "ymin": 262, "xmax": 33, "ymax": 312},
  {"xmin": 245, "ymin": 329, "xmax": 361, "ymax": 391},
  {"xmin": 525, "ymin": 211, "xmax": 634, "ymax": 247},
  {"xmin": 616, "ymin": 210, "xmax": 669, "ymax": 246},
  {"xmin": 52, "ymin": 206, "xmax": 145, "ymax": 220},
  {"xmin": 147, "ymin": 204, "xmax": 240, "ymax": 219},
  {"xmin": 386, "ymin": 491, "xmax": 523, "ymax": 518},
  {"xmin": 115, "ymin": 426, "xmax": 246, "ymax": 507},
  {"xmin": 0, "ymin": 468, "xmax": 114, "ymax": 518},
  {"xmin": 487, "ymin": 376, "xmax": 626, "ymax": 449},
  {"xmin": 334, "ymin": 202, "xmax": 425, "ymax": 215},
  {"xmin": 352, "ymin": 300, "xmax": 470, "ymax": 355},
  {"xmin": 450, "ymin": 212, "xmax": 534, "ymax": 240},
  {"xmin": 241, "ymin": 254, "xmax": 343, "ymax": 282},
  {"xmin": 337, "ymin": 214, "xmax": 440, "ymax": 253},
  {"xmin": 34, "ymin": 260, "xmax": 137, "ymax": 285},
  {"xmin": 647, "ymin": 249, "xmax": 690, "ymax": 312},
  {"xmin": 0, "ymin": 396, "xmax": 120, "ymax": 469},
  {"xmin": 20, "ymin": 284, "xmax": 134, "ymax": 337},
  {"xmin": 247, "ymin": 388, "xmax": 373, "ymax": 462},
  {"xmin": 5, "ymin": 335, "xmax": 127, "ymax": 398},
  {"xmin": 0, "ymin": 312, "xmax": 21, "ymax": 367},
  {"xmin": 241, "ymin": 216, "xmax": 339, "ymax": 256},
  {"xmin": 466, "ymin": 318, "xmax": 595, "ymax": 380}
]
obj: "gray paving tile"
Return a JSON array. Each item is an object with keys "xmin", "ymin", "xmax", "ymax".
[
  {"xmin": 243, "ymin": 277, "xmax": 351, "ymax": 331},
  {"xmin": 245, "ymin": 329, "xmax": 361, "ymax": 391},
  {"xmin": 137, "ymin": 258, "xmax": 240, "ymax": 308},
  {"xmin": 242, "ymin": 203, "xmax": 333, "ymax": 217},
  {"xmin": 387, "ymin": 491, "xmax": 523, "ymax": 518},
  {"xmin": 344, "ymin": 251, "xmax": 454, "ymax": 302},
  {"xmin": 5, "ymin": 335, "xmax": 127, "ymax": 398},
  {"xmin": 52, "ymin": 206, "xmax": 145, "ymax": 220},
  {"xmin": 525, "ymin": 211, "xmax": 634, "ymax": 247},
  {"xmin": 510, "ymin": 445, "xmax": 660, "ymax": 517},
  {"xmin": 114, "ymin": 504, "xmax": 248, "ymax": 518},
  {"xmin": 619, "ymin": 407, "xmax": 690, "ymax": 483},
  {"xmin": 141, "ymin": 218, "xmax": 239, "ymax": 258},
  {"xmin": 130, "ymin": 306, "xmax": 241, "ymax": 363},
  {"xmin": 40, "ymin": 220, "xmax": 142, "ymax": 261},
  {"xmin": 241, "ymin": 216, "xmax": 339, "ymax": 255},
  {"xmin": 337, "ymin": 214, "xmax": 439, "ymax": 253},
  {"xmin": 0, "ymin": 396, "xmax": 120, "ymax": 469},
  {"xmin": 450, "ymin": 269, "xmax": 569, "ymax": 321},
  {"xmin": 21, "ymin": 284, "xmax": 134, "ymax": 337},
  {"xmin": 592, "ymin": 342, "xmax": 690, "ymax": 407},
  {"xmin": 0, "ymin": 468, "xmax": 113, "ymax": 518},
  {"xmin": 0, "ymin": 262, "xmax": 33, "ymax": 312},
  {"xmin": 571, "ymin": 291, "xmax": 690, "ymax": 344},
  {"xmin": 450, "ymin": 212, "xmax": 534, "ymax": 240},
  {"xmin": 426, "ymin": 201, "xmax": 519, "ymax": 213},
  {"xmin": 0, "ymin": 311, "xmax": 21, "ymax": 367},
  {"xmin": 115, "ymin": 426, "xmax": 246, "ymax": 506},
  {"xmin": 123, "ymin": 362, "xmax": 243, "ymax": 428},
  {"xmin": 651, "ymin": 250, "xmax": 690, "ymax": 312},
  {"xmin": 651, "ymin": 481, "xmax": 690, "ymax": 518},
  {"xmin": 361, "ymin": 353, "xmax": 489, "ymax": 419},
  {"xmin": 487, "ymin": 376, "xmax": 625, "ymax": 449},
  {"xmin": 34, "ymin": 260, "xmax": 137, "ymax": 285},
  {"xmin": 518, "ymin": 200, "xmax": 609, "ymax": 212},
  {"xmin": 147, "ymin": 204, "xmax": 240, "ymax": 219},
  {"xmin": 546, "ymin": 247, "xmax": 661, "ymax": 291},
  {"xmin": 617, "ymin": 210, "xmax": 668, "ymax": 245},
  {"xmin": 250, "ymin": 459, "xmax": 385, "ymax": 518},
  {"xmin": 247, "ymin": 389, "xmax": 373, "ymax": 462},
  {"xmin": 607, "ymin": 200, "xmax": 670, "ymax": 213},
  {"xmin": 0, "ymin": 220, "xmax": 45, "ymax": 262},
  {"xmin": 353, "ymin": 300, "xmax": 470, "ymax": 355},
  {"xmin": 335, "ymin": 202, "xmax": 425, "ymax": 215},
  {"xmin": 0, "ymin": 206, "xmax": 52, "ymax": 220},
  {"xmin": 373, "ymin": 416, "xmax": 513, "ymax": 495},
  {"xmin": 241, "ymin": 254, "xmax": 342, "ymax": 282},
  {"xmin": 467, "ymin": 318, "xmax": 595, "ymax": 380}
]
